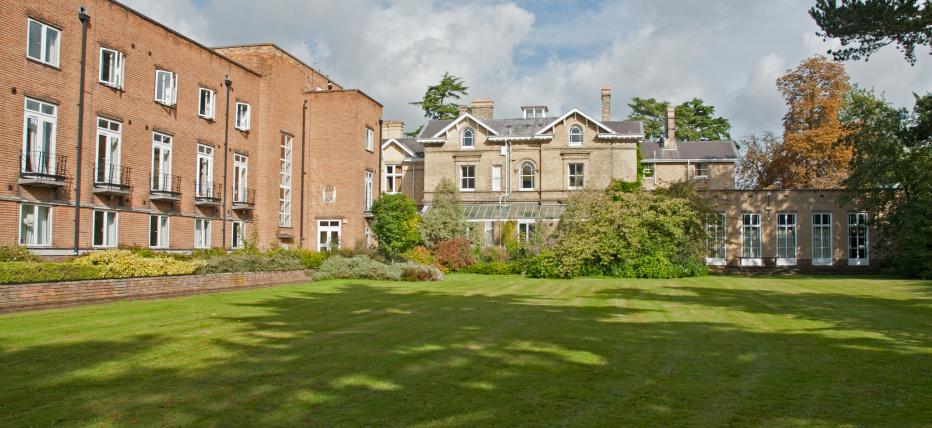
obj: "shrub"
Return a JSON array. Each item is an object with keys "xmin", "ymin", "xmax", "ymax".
[
  {"xmin": 402, "ymin": 246, "xmax": 435, "ymax": 266},
  {"xmin": 477, "ymin": 246, "xmax": 509, "ymax": 263},
  {"xmin": 371, "ymin": 193, "xmax": 421, "ymax": 258},
  {"xmin": 191, "ymin": 247, "xmax": 227, "ymax": 259},
  {"xmin": 433, "ymin": 238, "xmax": 475, "ymax": 271},
  {"xmin": 0, "ymin": 245, "xmax": 41, "ymax": 262},
  {"xmin": 0, "ymin": 261, "xmax": 102, "ymax": 284},
  {"xmin": 525, "ymin": 251, "xmax": 561, "ymax": 278},
  {"xmin": 196, "ymin": 253, "xmax": 304, "ymax": 274},
  {"xmin": 400, "ymin": 263, "xmax": 444, "ymax": 281},
  {"xmin": 266, "ymin": 248, "xmax": 329, "ymax": 269},
  {"xmin": 461, "ymin": 261, "xmax": 523, "ymax": 275},
  {"xmin": 314, "ymin": 255, "xmax": 441, "ymax": 281},
  {"xmin": 73, "ymin": 249, "xmax": 205, "ymax": 278},
  {"xmin": 420, "ymin": 178, "xmax": 467, "ymax": 247}
]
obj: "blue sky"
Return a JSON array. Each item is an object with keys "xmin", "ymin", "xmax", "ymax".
[{"xmin": 125, "ymin": 0, "xmax": 930, "ymax": 139}]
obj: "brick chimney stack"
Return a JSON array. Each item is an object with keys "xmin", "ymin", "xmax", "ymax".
[
  {"xmin": 664, "ymin": 105, "xmax": 677, "ymax": 150},
  {"xmin": 458, "ymin": 104, "xmax": 469, "ymax": 116},
  {"xmin": 382, "ymin": 120, "xmax": 405, "ymax": 139},
  {"xmin": 601, "ymin": 87, "xmax": 611, "ymax": 121},
  {"xmin": 470, "ymin": 99, "xmax": 494, "ymax": 121}
]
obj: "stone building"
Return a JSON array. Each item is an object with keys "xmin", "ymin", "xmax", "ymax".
[{"xmin": 380, "ymin": 120, "xmax": 425, "ymax": 208}]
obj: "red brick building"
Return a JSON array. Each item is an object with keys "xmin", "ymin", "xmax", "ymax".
[{"xmin": 0, "ymin": 0, "xmax": 381, "ymax": 255}]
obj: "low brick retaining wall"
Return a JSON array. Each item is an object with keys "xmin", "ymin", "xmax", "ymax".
[{"xmin": 0, "ymin": 270, "xmax": 311, "ymax": 313}]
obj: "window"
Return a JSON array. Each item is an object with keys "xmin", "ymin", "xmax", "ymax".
[
  {"xmin": 523, "ymin": 107, "xmax": 547, "ymax": 118},
  {"xmin": 848, "ymin": 212, "xmax": 868, "ymax": 265},
  {"xmin": 705, "ymin": 213, "xmax": 726, "ymax": 265},
  {"xmin": 364, "ymin": 170, "xmax": 373, "ymax": 211},
  {"xmin": 235, "ymin": 102, "xmax": 251, "ymax": 131},
  {"xmin": 695, "ymin": 163, "xmax": 710, "ymax": 178},
  {"xmin": 740, "ymin": 213, "xmax": 761, "ymax": 266},
  {"xmin": 151, "ymin": 132, "xmax": 172, "ymax": 192},
  {"xmin": 460, "ymin": 165, "xmax": 476, "ymax": 191},
  {"xmin": 198, "ymin": 88, "xmax": 215, "ymax": 119},
  {"xmin": 461, "ymin": 128, "xmax": 475, "ymax": 148},
  {"xmin": 154, "ymin": 70, "xmax": 177, "ymax": 105},
  {"xmin": 385, "ymin": 165, "xmax": 402, "ymax": 194},
  {"xmin": 365, "ymin": 127, "xmax": 374, "ymax": 151},
  {"xmin": 27, "ymin": 19, "xmax": 59, "ymax": 67},
  {"xmin": 568, "ymin": 163, "xmax": 585, "ymax": 189},
  {"xmin": 22, "ymin": 98, "xmax": 57, "ymax": 175},
  {"xmin": 93, "ymin": 210, "xmax": 118, "ymax": 247},
  {"xmin": 520, "ymin": 161, "xmax": 536, "ymax": 191},
  {"xmin": 194, "ymin": 218, "xmax": 211, "ymax": 249},
  {"xmin": 518, "ymin": 220, "xmax": 535, "ymax": 244},
  {"xmin": 318, "ymin": 220, "xmax": 341, "ymax": 251},
  {"xmin": 149, "ymin": 215, "xmax": 169, "ymax": 248},
  {"xmin": 491, "ymin": 165, "xmax": 502, "ymax": 192},
  {"xmin": 812, "ymin": 213, "xmax": 832, "ymax": 266},
  {"xmin": 231, "ymin": 221, "xmax": 246, "ymax": 249},
  {"xmin": 19, "ymin": 204, "xmax": 50, "ymax": 247},
  {"xmin": 323, "ymin": 185, "xmax": 337, "ymax": 203},
  {"xmin": 233, "ymin": 154, "xmax": 248, "ymax": 203},
  {"xmin": 280, "ymin": 134, "xmax": 293, "ymax": 227},
  {"xmin": 95, "ymin": 117, "xmax": 121, "ymax": 184},
  {"xmin": 196, "ymin": 144, "xmax": 214, "ymax": 197},
  {"xmin": 776, "ymin": 213, "xmax": 797, "ymax": 265},
  {"xmin": 98, "ymin": 48, "xmax": 124, "ymax": 89},
  {"xmin": 643, "ymin": 163, "xmax": 654, "ymax": 178},
  {"xmin": 569, "ymin": 125, "xmax": 583, "ymax": 146}
]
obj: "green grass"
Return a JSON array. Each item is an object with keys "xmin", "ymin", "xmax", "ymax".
[{"xmin": 1, "ymin": 275, "xmax": 930, "ymax": 427}]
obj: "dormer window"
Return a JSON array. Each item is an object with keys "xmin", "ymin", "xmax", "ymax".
[
  {"xmin": 461, "ymin": 128, "xmax": 474, "ymax": 148},
  {"xmin": 522, "ymin": 106, "xmax": 548, "ymax": 118},
  {"xmin": 569, "ymin": 125, "xmax": 583, "ymax": 146}
]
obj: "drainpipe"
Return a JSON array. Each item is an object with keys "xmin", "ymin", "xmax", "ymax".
[
  {"xmin": 73, "ymin": 7, "xmax": 90, "ymax": 255},
  {"xmin": 299, "ymin": 100, "xmax": 307, "ymax": 247},
  {"xmin": 221, "ymin": 75, "xmax": 232, "ymax": 249}
]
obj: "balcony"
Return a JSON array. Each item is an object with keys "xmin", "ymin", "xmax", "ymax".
[
  {"xmin": 231, "ymin": 187, "xmax": 255, "ymax": 211},
  {"xmin": 194, "ymin": 181, "xmax": 223, "ymax": 207},
  {"xmin": 92, "ymin": 163, "xmax": 131, "ymax": 196},
  {"xmin": 149, "ymin": 173, "xmax": 182, "ymax": 202},
  {"xmin": 19, "ymin": 151, "xmax": 67, "ymax": 187}
]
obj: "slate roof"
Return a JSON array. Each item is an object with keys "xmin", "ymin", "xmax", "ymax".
[
  {"xmin": 640, "ymin": 140, "xmax": 739, "ymax": 162},
  {"xmin": 382, "ymin": 137, "xmax": 424, "ymax": 158},
  {"xmin": 417, "ymin": 116, "xmax": 643, "ymax": 139}
]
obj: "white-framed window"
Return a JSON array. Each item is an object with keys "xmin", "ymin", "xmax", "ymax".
[
  {"xmin": 27, "ymin": 18, "xmax": 60, "ymax": 67},
  {"xmin": 151, "ymin": 132, "xmax": 173, "ymax": 192},
  {"xmin": 154, "ymin": 69, "xmax": 178, "ymax": 106},
  {"xmin": 643, "ymin": 163, "xmax": 655, "ymax": 178},
  {"xmin": 364, "ymin": 170, "xmax": 374, "ymax": 211},
  {"xmin": 318, "ymin": 220, "xmax": 341, "ymax": 251},
  {"xmin": 99, "ymin": 48, "xmax": 124, "ymax": 89},
  {"xmin": 705, "ymin": 213, "xmax": 726, "ymax": 265},
  {"xmin": 280, "ymin": 134, "xmax": 293, "ymax": 227},
  {"xmin": 812, "ymin": 213, "xmax": 833, "ymax": 266},
  {"xmin": 365, "ymin": 127, "xmax": 374, "ymax": 151},
  {"xmin": 461, "ymin": 127, "xmax": 475, "ymax": 148},
  {"xmin": 460, "ymin": 165, "xmax": 476, "ymax": 191},
  {"xmin": 194, "ymin": 218, "xmax": 211, "ymax": 249},
  {"xmin": 776, "ymin": 213, "xmax": 797, "ymax": 266},
  {"xmin": 385, "ymin": 165, "xmax": 402, "ymax": 194},
  {"xmin": 95, "ymin": 117, "xmax": 122, "ymax": 184},
  {"xmin": 93, "ymin": 210, "xmax": 118, "ymax": 247},
  {"xmin": 740, "ymin": 213, "xmax": 762, "ymax": 266},
  {"xmin": 848, "ymin": 212, "xmax": 869, "ymax": 266},
  {"xmin": 491, "ymin": 165, "xmax": 502, "ymax": 192},
  {"xmin": 483, "ymin": 221, "xmax": 494, "ymax": 245},
  {"xmin": 22, "ymin": 98, "xmax": 58, "ymax": 175},
  {"xmin": 323, "ymin": 185, "xmax": 337, "ymax": 203},
  {"xmin": 231, "ymin": 221, "xmax": 246, "ymax": 249},
  {"xmin": 568, "ymin": 163, "xmax": 585, "ymax": 189},
  {"xmin": 19, "ymin": 204, "xmax": 51, "ymax": 247},
  {"xmin": 198, "ymin": 88, "xmax": 215, "ymax": 119},
  {"xmin": 523, "ymin": 107, "xmax": 547, "ymax": 118},
  {"xmin": 520, "ymin": 161, "xmax": 536, "ymax": 191},
  {"xmin": 233, "ymin": 154, "xmax": 248, "ymax": 203},
  {"xmin": 695, "ymin": 163, "xmax": 710, "ymax": 178},
  {"xmin": 196, "ymin": 144, "xmax": 214, "ymax": 197},
  {"xmin": 149, "ymin": 215, "xmax": 170, "ymax": 248},
  {"xmin": 235, "ymin": 102, "xmax": 251, "ymax": 131},
  {"xmin": 568, "ymin": 125, "xmax": 583, "ymax": 147},
  {"xmin": 518, "ymin": 220, "xmax": 535, "ymax": 244}
]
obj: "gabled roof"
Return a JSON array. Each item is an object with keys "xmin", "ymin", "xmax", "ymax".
[
  {"xmin": 381, "ymin": 138, "xmax": 424, "ymax": 158},
  {"xmin": 428, "ymin": 113, "xmax": 499, "ymax": 139},
  {"xmin": 417, "ymin": 112, "xmax": 643, "ymax": 143},
  {"xmin": 536, "ymin": 109, "xmax": 617, "ymax": 135},
  {"xmin": 640, "ymin": 140, "xmax": 739, "ymax": 162}
]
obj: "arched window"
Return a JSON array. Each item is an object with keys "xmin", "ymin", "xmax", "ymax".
[
  {"xmin": 520, "ymin": 161, "xmax": 536, "ymax": 190},
  {"xmin": 569, "ymin": 125, "xmax": 583, "ymax": 146},
  {"xmin": 461, "ymin": 128, "xmax": 474, "ymax": 148}
]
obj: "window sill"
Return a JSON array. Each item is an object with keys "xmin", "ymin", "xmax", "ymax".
[
  {"xmin": 26, "ymin": 56, "xmax": 60, "ymax": 70},
  {"xmin": 460, "ymin": 189, "xmax": 475, "ymax": 192},
  {"xmin": 518, "ymin": 189, "xmax": 535, "ymax": 192},
  {"xmin": 24, "ymin": 244, "xmax": 53, "ymax": 248},
  {"xmin": 198, "ymin": 114, "xmax": 215, "ymax": 122},
  {"xmin": 99, "ymin": 81, "xmax": 124, "ymax": 92},
  {"xmin": 155, "ymin": 100, "xmax": 176, "ymax": 108},
  {"xmin": 692, "ymin": 176, "xmax": 710, "ymax": 180}
]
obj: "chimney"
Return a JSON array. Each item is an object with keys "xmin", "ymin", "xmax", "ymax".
[
  {"xmin": 470, "ymin": 99, "xmax": 494, "ymax": 121},
  {"xmin": 601, "ymin": 87, "xmax": 611, "ymax": 121},
  {"xmin": 664, "ymin": 105, "xmax": 677, "ymax": 149},
  {"xmin": 458, "ymin": 104, "xmax": 469, "ymax": 116},
  {"xmin": 382, "ymin": 120, "xmax": 405, "ymax": 140}
]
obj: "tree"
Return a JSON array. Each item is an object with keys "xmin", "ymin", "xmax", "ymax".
[
  {"xmin": 735, "ymin": 131, "xmax": 784, "ymax": 189},
  {"xmin": 771, "ymin": 55, "xmax": 851, "ymax": 188},
  {"xmin": 419, "ymin": 178, "xmax": 467, "ymax": 247},
  {"xmin": 626, "ymin": 97, "xmax": 732, "ymax": 140},
  {"xmin": 843, "ymin": 90, "xmax": 932, "ymax": 277},
  {"xmin": 410, "ymin": 72, "xmax": 469, "ymax": 121},
  {"xmin": 809, "ymin": 0, "xmax": 932, "ymax": 65},
  {"xmin": 370, "ymin": 193, "xmax": 421, "ymax": 259}
]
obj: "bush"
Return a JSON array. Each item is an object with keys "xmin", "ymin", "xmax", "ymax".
[
  {"xmin": 0, "ymin": 245, "xmax": 41, "ymax": 262},
  {"xmin": 267, "ymin": 248, "xmax": 329, "ymax": 269},
  {"xmin": 420, "ymin": 178, "xmax": 467, "ymax": 247},
  {"xmin": 73, "ymin": 249, "xmax": 205, "ymax": 278},
  {"xmin": 191, "ymin": 247, "xmax": 227, "ymax": 259},
  {"xmin": 434, "ymin": 238, "xmax": 475, "ymax": 271},
  {"xmin": 195, "ymin": 252, "xmax": 304, "ymax": 274},
  {"xmin": 371, "ymin": 193, "xmax": 421, "ymax": 258},
  {"xmin": 0, "ymin": 261, "xmax": 102, "ymax": 284},
  {"xmin": 400, "ymin": 263, "xmax": 445, "ymax": 281},
  {"xmin": 477, "ymin": 246, "xmax": 509, "ymax": 263},
  {"xmin": 461, "ymin": 261, "xmax": 523, "ymax": 275},
  {"xmin": 314, "ymin": 255, "xmax": 441, "ymax": 281},
  {"xmin": 402, "ymin": 246, "xmax": 435, "ymax": 266},
  {"xmin": 525, "ymin": 251, "xmax": 561, "ymax": 278}
]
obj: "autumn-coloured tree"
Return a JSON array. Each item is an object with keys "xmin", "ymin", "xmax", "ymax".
[
  {"xmin": 770, "ymin": 55, "xmax": 851, "ymax": 189},
  {"xmin": 735, "ymin": 131, "xmax": 783, "ymax": 189}
]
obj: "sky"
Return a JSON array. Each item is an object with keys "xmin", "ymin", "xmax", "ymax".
[{"xmin": 123, "ymin": 0, "xmax": 931, "ymax": 139}]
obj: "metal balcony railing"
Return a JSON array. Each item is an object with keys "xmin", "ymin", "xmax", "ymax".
[
  {"xmin": 150, "ymin": 173, "xmax": 182, "ymax": 196},
  {"xmin": 232, "ymin": 187, "xmax": 255, "ymax": 209},
  {"xmin": 93, "ymin": 163, "xmax": 132, "ymax": 191},
  {"xmin": 194, "ymin": 181, "xmax": 223, "ymax": 206},
  {"xmin": 20, "ymin": 151, "xmax": 67, "ymax": 181}
]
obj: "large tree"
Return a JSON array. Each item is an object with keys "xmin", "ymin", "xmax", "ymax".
[
  {"xmin": 810, "ymin": 0, "xmax": 932, "ymax": 65},
  {"xmin": 626, "ymin": 97, "xmax": 732, "ymax": 141},
  {"xmin": 419, "ymin": 178, "xmax": 467, "ymax": 247},
  {"xmin": 410, "ymin": 72, "xmax": 469, "ymax": 121},
  {"xmin": 735, "ymin": 131, "xmax": 784, "ymax": 189},
  {"xmin": 370, "ymin": 193, "xmax": 421, "ymax": 260}
]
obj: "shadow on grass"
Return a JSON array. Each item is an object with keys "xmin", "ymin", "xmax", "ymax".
[{"xmin": 1, "ymin": 281, "xmax": 930, "ymax": 426}]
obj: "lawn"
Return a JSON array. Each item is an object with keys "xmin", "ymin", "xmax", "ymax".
[{"xmin": 1, "ymin": 275, "xmax": 930, "ymax": 427}]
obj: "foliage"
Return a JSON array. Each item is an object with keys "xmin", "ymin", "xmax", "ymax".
[
  {"xmin": 73, "ymin": 250, "xmax": 205, "ymax": 278},
  {"xmin": 371, "ymin": 193, "xmax": 421, "ymax": 259},
  {"xmin": 460, "ymin": 260, "xmax": 524, "ymax": 275},
  {"xmin": 476, "ymin": 245, "xmax": 509, "ymax": 263},
  {"xmin": 313, "ymin": 255, "xmax": 442, "ymax": 281},
  {"xmin": 626, "ymin": 97, "xmax": 733, "ymax": 141},
  {"xmin": 420, "ymin": 178, "xmax": 467, "ymax": 247},
  {"xmin": 0, "ymin": 245, "xmax": 41, "ymax": 262},
  {"xmin": 267, "ymin": 248, "xmax": 329, "ymax": 270},
  {"xmin": 735, "ymin": 131, "xmax": 784, "ymax": 189},
  {"xmin": 410, "ymin": 72, "xmax": 469, "ymax": 121},
  {"xmin": 0, "ymin": 261, "xmax": 102, "ymax": 284},
  {"xmin": 400, "ymin": 264, "xmax": 445, "ymax": 282},
  {"xmin": 843, "ymin": 90, "xmax": 932, "ymax": 278},
  {"xmin": 195, "ymin": 252, "xmax": 304, "ymax": 275},
  {"xmin": 433, "ymin": 238, "xmax": 476, "ymax": 272},
  {"xmin": 401, "ymin": 246, "xmax": 436, "ymax": 266},
  {"xmin": 809, "ymin": 0, "xmax": 931, "ymax": 65}
]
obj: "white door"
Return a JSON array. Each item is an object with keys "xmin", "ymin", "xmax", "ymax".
[
  {"xmin": 775, "ymin": 213, "xmax": 797, "ymax": 266},
  {"xmin": 812, "ymin": 213, "xmax": 833, "ymax": 266},
  {"xmin": 151, "ymin": 133, "xmax": 172, "ymax": 191},
  {"xmin": 96, "ymin": 118, "xmax": 121, "ymax": 184},
  {"xmin": 196, "ymin": 144, "xmax": 214, "ymax": 197},
  {"xmin": 233, "ymin": 154, "xmax": 248, "ymax": 202},
  {"xmin": 318, "ymin": 220, "xmax": 341, "ymax": 251}
]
